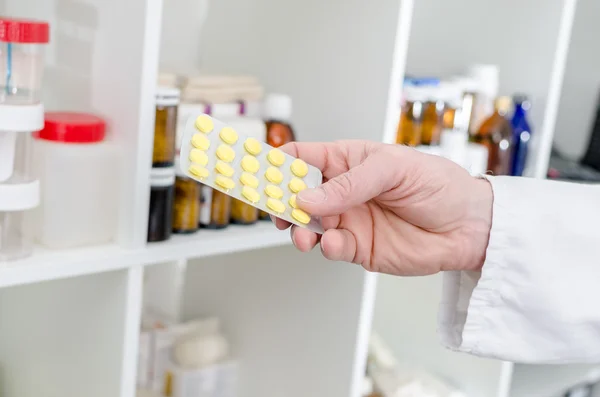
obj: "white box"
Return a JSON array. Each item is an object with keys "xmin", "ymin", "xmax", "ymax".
[
  {"xmin": 137, "ymin": 331, "xmax": 152, "ymax": 388},
  {"xmin": 168, "ymin": 361, "xmax": 238, "ymax": 397}
]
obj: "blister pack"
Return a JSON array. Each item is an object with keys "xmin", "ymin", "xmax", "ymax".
[{"xmin": 179, "ymin": 114, "xmax": 324, "ymax": 233}]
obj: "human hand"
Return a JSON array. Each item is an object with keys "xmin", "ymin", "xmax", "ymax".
[{"xmin": 274, "ymin": 140, "xmax": 493, "ymax": 276}]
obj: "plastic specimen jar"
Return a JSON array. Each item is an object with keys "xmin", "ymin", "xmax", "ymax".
[
  {"xmin": 0, "ymin": 18, "xmax": 50, "ymax": 105},
  {"xmin": 27, "ymin": 112, "xmax": 119, "ymax": 249}
]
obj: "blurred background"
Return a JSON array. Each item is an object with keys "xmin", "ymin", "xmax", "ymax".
[{"xmin": 0, "ymin": 0, "xmax": 598, "ymax": 397}]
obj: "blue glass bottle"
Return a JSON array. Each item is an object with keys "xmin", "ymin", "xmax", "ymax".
[{"xmin": 510, "ymin": 94, "xmax": 532, "ymax": 176}]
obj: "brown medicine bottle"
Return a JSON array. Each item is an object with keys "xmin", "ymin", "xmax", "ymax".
[
  {"xmin": 153, "ymin": 87, "xmax": 180, "ymax": 167},
  {"xmin": 396, "ymin": 86, "xmax": 424, "ymax": 146},
  {"xmin": 471, "ymin": 96, "xmax": 513, "ymax": 175},
  {"xmin": 148, "ymin": 167, "xmax": 175, "ymax": 242},
  {"xmin": 420, "ymin": 86, "xmax": 445, "ymax": 146},
  {"xmin": 259, "ymin": 93, "xmax": 296, "ymax": 220},
  {"xmin": 198, "ymin": 186, "xmax": 231, "ymax": 229},
  {"xmin": 172, "ymin": 159, "xmax": 201, "ymax": 234}
]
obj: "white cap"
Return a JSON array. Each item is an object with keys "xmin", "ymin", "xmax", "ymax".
[
  {"xmin": 467, "ymin": 64, "xmax": 499, "ymax": 97},
  {"xmin": 404, "ymin": 85, "xmax": 428, "ymax": 103},
  {"xmin": 438, "ymin": 81, "xmax": 464, "ymax": 108},
  {"xmin": 263, "ymin": 93, "xmax": 292, "ymax": 121}
]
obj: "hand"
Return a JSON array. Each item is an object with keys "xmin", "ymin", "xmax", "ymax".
[{"xmin": 274, "ymin": 140, "xmax": 493, "ymax": 276}]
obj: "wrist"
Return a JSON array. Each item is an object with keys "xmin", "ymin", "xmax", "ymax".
[{"xmin": 462, "ymin": 177, "xmax": 493, "ymax": 272}]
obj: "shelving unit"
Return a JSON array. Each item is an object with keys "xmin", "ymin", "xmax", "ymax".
[
  {"xmin": 0, "ymin": 0, "xmax": 587, "ymax": 396},
  {"xmin": 372, "ymin": 1, "xmax": 598, "ymax": 397},
  {"xmin": 0, "ymin": 0, "xmax": 410, "ymax": 397}
]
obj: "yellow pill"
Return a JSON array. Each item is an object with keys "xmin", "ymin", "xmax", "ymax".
[
  {"xmin": 219, "ymin": 126, "xmax": 238, "ymax": 145},
  {"xmin": 267, "ymin": 198, "xmax": 285, "ymax": 214},
  {"xmin": 215, "ymin": 175, "xmax": 235, "ymax": 190},
  {"xmin": 265, "ymin": 167, "xmax": 284, "ymax": 184},
  {"xmin": 215, "ymin": 161, "xmax": 235, "ymax": 177},
  {"xmin": 288, "ymin": 178, "xmax": 307, "ymax": 193},
  {"xmin": 189, "ymin": 149, "xmax": 208, "ymax": 166},
  {"xmin": 267, "ymin": 149, "xmax": 286, "ymax": 166},
  {"xmin": 195, "ymin": 115, "xmax": 214, "ymax": 133},
  {"xmin": 241, "ymin": 155, "xmax": 260, "ymax": 174},
  {"xmin": 188, "ymin": 164, "xmax": 209, "ymax": 179},
  {"xmin": 191, "ymin": 133, "xmax": 210, "ymax": 150},
  {"xmin": 216, "ymin": 144, "xmax": 236, "ymax": 163},
  {"xmin": 242, "ymin": 186, "xmax": 260, "ymax": 203},
  {"xmin": 240, "ymin": 172, "xmax": 259, "ymax": 188},
  {"xmin": 291, "ymin": 208, "xmax": 311, "ymax": 224},
  {"xmin": 264, "ymin": 184, "xmax": 284, "ymax": 199},
  {"xmin": 244, "ymin": 138, "xmax": 262, "ymax": 155},
  {"xmin": 289, "ymin": 194, "xmax": 298, "ymax": 209},
  {"xmin": 290, "ymin": 159, "xmax": 309, "ymax": 177}
]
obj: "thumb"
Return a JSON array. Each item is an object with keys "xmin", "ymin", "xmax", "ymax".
[{"xmin": 297, "ymin": 153, "xmax": 394, "ymax": 216}]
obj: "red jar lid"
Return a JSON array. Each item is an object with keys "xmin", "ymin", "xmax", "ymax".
[
  {"xmin": 38, "ymin": 112, "xmax": 106, "ymax": 143},
  {"xmin": 0, "ymin": 17, "xmax": 49, "ymax": 43}
]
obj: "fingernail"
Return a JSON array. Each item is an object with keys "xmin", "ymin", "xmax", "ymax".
[{"xmin": 298, "ymin": 187, "xmax": 326, "ymax": 204}]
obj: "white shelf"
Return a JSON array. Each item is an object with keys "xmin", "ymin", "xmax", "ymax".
[{"xmin": 0, "ymin": 223, "xmax": 290, "ymax": 289}]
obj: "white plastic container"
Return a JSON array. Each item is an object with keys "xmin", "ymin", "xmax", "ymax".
[
  {"xmin": 26, "ymin": 112, "xmax": 118, "ymax": 249},
  {"xmin": 0, "ymin": 17, "xmax": 49, "ymax": 105}
]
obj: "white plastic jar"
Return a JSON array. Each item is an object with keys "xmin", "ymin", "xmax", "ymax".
[
  {"xmin": 0, "ymin": 17, "xmax": 49, "ymax": 105},
  {"xmin": 26, "ymin": 112, "xmax": 119, "ymax": 249}
]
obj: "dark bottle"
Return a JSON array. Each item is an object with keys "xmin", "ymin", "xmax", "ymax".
[
  {"xmin": 510, "ymin": 94, "xmax": 532, "ymax": 176},
  {"xmin": 148, "ymin": 167, "xmax": 175, "ymax": 242},
  {"xmin": 259, "ymin": 93, "xmax": 296, "ymax": 220},
  {"xmin": 471, "ymin": 96, "xmax": 513, "ymax": 175}
]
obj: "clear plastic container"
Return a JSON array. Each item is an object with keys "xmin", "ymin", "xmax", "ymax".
[
  {"xmin": 0, "ymin": 103, "xmax": 43, "ymax": 261},
  {"xmin": 0, "ymin": 18, "xmax": 49, "ymax": 105},
  {"xmin": 26, "ymin": 112, "xmax": 119, "ymax": 249}
]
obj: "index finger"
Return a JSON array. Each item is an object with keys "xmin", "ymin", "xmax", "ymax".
[{"xmin": 280, "ymin": 141, "xmax": 373, "ymax": 179}]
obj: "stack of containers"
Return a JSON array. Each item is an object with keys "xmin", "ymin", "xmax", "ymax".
[
  {"xmin": 148, "ymin": 86, "xmax": 180, "ymax": 242},
  {"xmin": 0, "ymin": 18, "xmax": 49, "ymax": 261}
]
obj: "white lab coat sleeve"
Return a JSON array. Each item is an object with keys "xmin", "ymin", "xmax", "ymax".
[{"xmin": 438, "ymin": 175, "xmax": 600, "ymax": 363}]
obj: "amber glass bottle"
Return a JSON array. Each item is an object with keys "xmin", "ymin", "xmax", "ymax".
[
  {"xmin": 153, "ymin": 87, "xmax": 180, "ymax": 167},
  {"xmin": 420, "ymin": 87, "xmax": 445, "ymax": 146},
  {"xmin": 471, "ymin": 96, "xmax": 513, "ymax": 175},
  {"xmin": 172, "ymin": 173, "xmax": 200, "ymax": 234},
  {"xmin": 396, "ymin": 86, "xmax": 424, "ymax": 146},
  {"xmin": 198, "ymin": 186, "xmax": 231, "ymax": 229},
  {"xmin": 259, "ymin": 94, "xmax": 296, "ymax": 220}
]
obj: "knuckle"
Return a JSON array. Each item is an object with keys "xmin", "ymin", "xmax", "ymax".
[{"xmin": 327, "ymin": 170, "xmax": 355, "ymax": 199}]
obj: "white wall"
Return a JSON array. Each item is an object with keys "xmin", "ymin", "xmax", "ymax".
[{"xmin": 553, "ymin": 0, "xmax": 600, "ymax": 158}]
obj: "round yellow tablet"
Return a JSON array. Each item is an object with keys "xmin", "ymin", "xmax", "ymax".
[
  {"xmin": 215, "ymin": 161, "xmax": 235, "ymax": 177},
  {"xmin": 240, "ymin": 172, "xmax": 259, "ymax": 188},
  {"xmin": 216, "ymin": 144, "xmax": 236, "ymax": 163},
  {"xmin": 241, "ymin": 155, "xmax": 260, "ymax": 174},
  {"xmin": 195, "ymin": 115, "xmax": 214, "ymax": 133},
  {"xmin": 267, "ymin": 198, "xmax": 285, "ymax": 214},
  {"xmin": 191, "ymin": 133, "xmax": 210, "ymax": 151},
  {"xmin": 290, "ymin": 159, "xmax": 309, "ymax": 177},
  {"xmin": 289, "ymin": 194, "xmax": 298, "ymax": 209},
  {"xmin": 189, "ymin": 149, "xmax": 208, "ymax": 166},
  {"xmin": 242, "ymin": 186, "xmax": 260, "ymax": 203},
  {"xmin": 244, "ymin": 138, "xmax": 262, "ymax": 155},
  {"xmin": 188, "ymin": 164, "xmax": 209, "ymax": 179},
  {"xmin": 267, "ymin": 149, "xmax": 285, "ymax": 166},
  {"xmin": 291, "ymin": 208, "xmax": 311, "ymax": 224},
  {"xmin": 219, "ymin": 126, "xmax": 238, "ymax": 145},
  {"xmin": 288, "ymin": 178, "xmax": 307, "ymax": 193},
  {"xmin": 264, "ymin": 184, "xmax": 284, "ymax": 200},
  {"xmin": 265, "ymin": 167, "xmax": 284, "ymax": 184},
  {"xmin": 215, "ymin": 175, "xmax": 235, "ymax": 190}
]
